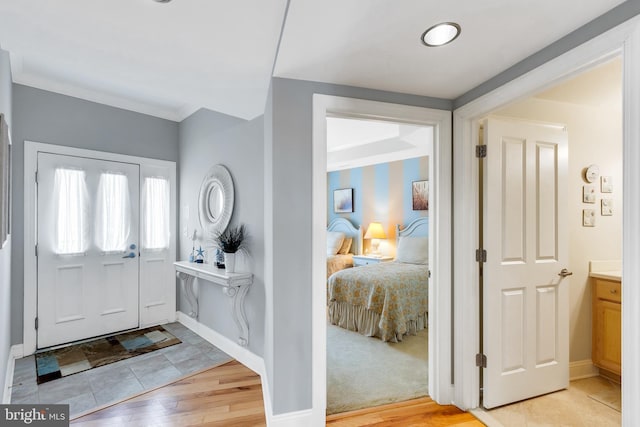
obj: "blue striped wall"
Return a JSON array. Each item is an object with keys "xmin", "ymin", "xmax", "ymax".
[{"xmin": 327, "ymin": 156, "xmax": 429, "ymax": 233}]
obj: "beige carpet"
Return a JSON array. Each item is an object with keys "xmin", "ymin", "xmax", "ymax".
[
  {"xmin": 326, "ymin": 323, "xmax": 428, "ymax": 415},
  {"xmin": 487, "ymin": 376, "xmax": 621, "ymax": 427}
]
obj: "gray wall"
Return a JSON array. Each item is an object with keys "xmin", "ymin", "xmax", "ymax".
[
  {"xmin": 0, "ymin": 47, "xmax": 13, "ymax": 401},
  {"xmin": 454, "ymin": 0, "xmax": 640, "ymax": 108},
  {"xmin": 178, "ymin": 108, "xmax": 265, "ymax": 356},
  {"xmin": 11, "ymin": 84, "xmax": 179, "ymax": 344},
  {"xmin": 266, "ymin": 77, "xmax": 450, "ymax": 414}
]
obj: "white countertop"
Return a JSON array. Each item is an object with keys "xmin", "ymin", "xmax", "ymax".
[{"xmin": 589, "ymin": 270, "xmax": 622, "ymax": 281}]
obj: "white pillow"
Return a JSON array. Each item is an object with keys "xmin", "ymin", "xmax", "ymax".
[
  {"xmin": 396, "ymin": 236, "xmax": 428, "ymax": 264},
  {"xmin": 338, "ymin": 238, "xmax": 353, "ymax": 255},
  {"xmin": 327, "ymin": 231, "xmax": 345, "ymax": 256}
]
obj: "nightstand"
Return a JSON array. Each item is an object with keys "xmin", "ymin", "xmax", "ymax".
[{"xmin": 353, "ymin": 255, "xmax": 393, "ymax": 267}]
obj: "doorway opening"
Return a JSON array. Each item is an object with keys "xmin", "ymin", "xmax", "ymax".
[
  {"xmin": 478, "ymin": 57, "xmax": 622, "ymax": 425},
  {"xmin": 311, "ymin": 94, "xmax": 452, "ymax": 422},
  {"xmin": 324, "ymin": 115, "xmax": 432, "ymax": 414}
]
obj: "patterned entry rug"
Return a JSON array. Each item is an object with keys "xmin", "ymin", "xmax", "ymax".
[{"xmin": 35, "ymin": 326, "xmax": 181, "ymax": 384}]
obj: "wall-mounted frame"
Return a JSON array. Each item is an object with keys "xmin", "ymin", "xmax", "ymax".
[
  {"xmin": 333, "ymin": 188, "xmax": 353, "ymax": 213},
  {"xmin": 583, "ymin": 185, "xmax": 596, "ymax": 204},
  {"xmin": 601, "ymin": 199, "xmax": 613, "ymax": 216},
  {"xmin": 0, "ymin": 114, "xmax": 9, "ymax": 248},
  {"xmin": 412, "ymin": 180, "xmax": 429, "ymax": 210},
  {"xmin": 601, "ymin": 176, "xmax": 613, "ymax": 193},
  {"xmin": 583, "ymin": 209, "xmax": 596, "ymax": 227}
]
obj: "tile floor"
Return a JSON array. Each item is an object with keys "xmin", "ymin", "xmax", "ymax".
[
  {"xmin": 9, "ymin": 322, "xmax": 233, "ymax": 418},
  {"xmin": 486, "ymin": 376, "xmax": 621, "ymax": 427}
]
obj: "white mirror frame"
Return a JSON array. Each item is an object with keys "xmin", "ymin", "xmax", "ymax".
[{"xmin": 198, "ymin": 164, "xmax": 234, "ymax": 237}]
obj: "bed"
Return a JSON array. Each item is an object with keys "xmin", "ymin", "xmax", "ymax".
[
  {"xmin": 326, "ymin": 218, "xmax": 363, "ymax": 278},
  {"xmin": 327, "ymin": 217, "xmax": 429, "ymax": 342}
]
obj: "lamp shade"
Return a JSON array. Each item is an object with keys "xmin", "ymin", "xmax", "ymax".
[{"xmin": 364, "ymin": 222, "xmax": 386, "ymax": 239}]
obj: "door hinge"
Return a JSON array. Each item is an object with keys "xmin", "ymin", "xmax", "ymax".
[
  {"xmin": 35, "ymin": 244, "xmax": 38, "ymax": 257},
  {"xmin": 476, "ymin": 144, "xmax": 487, "ymax": 158},
  {"xmin": 476, "ymin": 353, "xmax": 487, "ymax": 368},
  {"xmin": 35, "ymin": 170, "xmax": 38, "ymax": 184},
  {"xmin": 35, "ymin": 317, "xmax": 38, "ymax": 330},
  {"xmin": 476, "ymin": 249, "xmax": 486, "ymax": 263}
]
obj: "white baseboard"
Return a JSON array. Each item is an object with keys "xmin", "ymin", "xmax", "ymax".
[
  {"xmin": 176, "ymin": 311, "xmax": 263, "ymax": 376},
  {"xmin": 3, "ymin": 345, "xmax": 24, "ymax": 404},
  {"xmin": 269, "ymin": 409, "xmax": 314, "ymax": 427},
  {"xmin": 570, "ymin": 359, "xmax": 600, "ymax": 381},
  {"xmin": 176, "ymin": 312, "xmax": 317, "ymax": 426}
]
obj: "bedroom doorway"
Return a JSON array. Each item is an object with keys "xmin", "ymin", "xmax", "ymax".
[
  {"xmin": 311, "ymin": 95, "xmax": 453, "ymax": 422},
  {"xmin": 324, "ymin": 115, "xmax": 432, "ymax": 415},
  {"xmin": 477, "ymin": 57, "xmax": 623, "ymax": 424}
]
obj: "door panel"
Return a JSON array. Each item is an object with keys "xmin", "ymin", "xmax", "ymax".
[
  {"xmin": 139, "ymin": 166, "xmax": 175, "ymax": 327},
  {"xmin": 37, "ymin": 152, "xmax": 140, "ymax": 348},
  {"xmin": 483, "ymin": 118, "xmax": 569, "ymax": 409}
]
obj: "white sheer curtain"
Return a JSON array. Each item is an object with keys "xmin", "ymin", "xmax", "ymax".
[
  {"xmin": 54, "ymin": 168, "xmax": 89, "ymax": 254},
  {"xmin": 142, "ymin": 177, "xmax": 170, "ymax": 250},
  {"xmin": 95, "ymin": 172, "xmax": 131, "ymax": 252}
]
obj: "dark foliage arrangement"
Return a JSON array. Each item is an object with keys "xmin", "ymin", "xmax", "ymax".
[{"xmin": 214, "ymin": 224, "xmax": 246, "ymax": 253}]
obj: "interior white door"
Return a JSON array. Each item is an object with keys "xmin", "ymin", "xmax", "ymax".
[
  {"xmin": 482, "ymin": 117, "xmax": 569, "ymax": 409},
  {"xmin": 37, "ymin": 153, "xmax": 140, "ymax": 348}
]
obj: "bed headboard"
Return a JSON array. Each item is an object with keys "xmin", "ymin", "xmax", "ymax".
[
  {"xmin": 327, "ymin": 218, "xmax": 363, "ymax": 255},
  {"xmin": 395, "ymin": 217, "xmax": 429, "ymax": 243}
]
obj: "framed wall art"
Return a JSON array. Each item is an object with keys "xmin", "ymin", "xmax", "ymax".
[
  {"xmin": 583, "ymin": 185, "xmax": 596, "ymax": 204},
  {"xmin": 601, "ymin": 176, "xmax": 613, "ymax": 193},
  {"xmin": 583, "ymin": 209, "xmax": 596, "ymax": 227},
  {"xmin": 601, "ymin": 199, "xmax": 613, "ymax": 216},
  {"xmin": 412, "ymin": 180, "xmax": 429, "ymax": 211},
  {"xmin": 333, "ymin": 188, "xmax": 354, "ymax": 213}
]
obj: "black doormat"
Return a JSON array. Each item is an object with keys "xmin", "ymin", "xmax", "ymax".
[{"xmin": 35, "ymin": 325, "xmax": 181, "ymax": 384}]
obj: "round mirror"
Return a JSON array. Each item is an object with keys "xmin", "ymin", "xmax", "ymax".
[
  {"xmin": 198, "ymin": 165, "xmax": 234, "ymax": 237},
  {"xmin": 206, "ymin": 182, "xmax": 225, "ymax": 222}
]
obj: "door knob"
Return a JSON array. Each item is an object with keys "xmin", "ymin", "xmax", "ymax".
[
  {"xmin": 558, "ymin": 268, "xmax": 573, "ymax": 277},
  {"xmin": 122, "ymin": 252, "xmax": 136, "ymax": 259}
]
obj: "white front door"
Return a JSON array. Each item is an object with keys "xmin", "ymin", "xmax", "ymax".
[
  {"xmin": 482, "ymin": 117, "xmax": 569, "ymax": 409},
  {"xmin": 37, "ymin": 152, "xmax": 140, "ymax": 348}
]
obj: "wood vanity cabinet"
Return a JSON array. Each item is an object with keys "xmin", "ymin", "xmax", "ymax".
[{"xmin": 592, "ymin": 278, "xmax": 621, "ymax": 376}]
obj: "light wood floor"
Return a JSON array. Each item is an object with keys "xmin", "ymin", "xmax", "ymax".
[
  {"xmin": 327, "ymin": 397, "xmax": 486, "ymax": 427},
  {"xmin": 71, "ymin": 360, "xmax": 483, "ymax": 427},
  {"xmin": 71, "ymin": 360, "xmax": 266, "ymax": 426}
]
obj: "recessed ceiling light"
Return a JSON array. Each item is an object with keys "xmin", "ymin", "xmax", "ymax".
[
  {"xmin": 421, "ymin": 22, "xmax": 461, "ymax": 47},
  {"xmin": 153, "ymin": 0, "xmax": 172, "ymax": 3}
]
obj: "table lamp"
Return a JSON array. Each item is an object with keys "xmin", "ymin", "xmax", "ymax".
[{"xmin": 364, "ymin": 222, "xmax": 386, "ymax": 256}]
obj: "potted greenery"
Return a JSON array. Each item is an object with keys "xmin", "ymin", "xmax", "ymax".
[{"xmin": 213, "ymin": 224, "xmax": 246, "ymax": 273}]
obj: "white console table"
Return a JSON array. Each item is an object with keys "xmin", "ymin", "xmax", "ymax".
[{"xmin": 174, "ymin": 261, "xmax": 253, "ymax": 346}]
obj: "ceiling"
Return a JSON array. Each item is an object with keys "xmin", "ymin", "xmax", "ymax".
[
  {"xmin": 0, "ymin": 0, "xmax": 627, "ymax": 122},
  {"xmin": 326, "ymin": 117, "xmax": 432, "ymax": 171}
]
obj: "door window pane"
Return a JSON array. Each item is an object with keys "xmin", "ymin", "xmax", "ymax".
[
  {"xmin": 95, "ymin": 173, "xmax": 131, "ymax": 252},
  {"xmin": 54, "ymin": 168, "xmax": 89, "ymax": 254},
  {"xmin": 142, "ymin": 177, "xmax": 170, "ymax": 250}
]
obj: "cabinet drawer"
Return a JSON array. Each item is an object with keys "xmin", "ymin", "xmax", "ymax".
[{"xmin": 595, "ymin": 279, "xmax": 621, "ymax": 303}]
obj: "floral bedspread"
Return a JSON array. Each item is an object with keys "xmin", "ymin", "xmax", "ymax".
[{"xmin": 327, "ymin": 261, "xmax": 428, "ymax": 341}]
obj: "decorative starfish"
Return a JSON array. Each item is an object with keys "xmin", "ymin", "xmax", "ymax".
[{"xmin": 196, "ymin": 246, "xmax": 205, "ymax": 257}]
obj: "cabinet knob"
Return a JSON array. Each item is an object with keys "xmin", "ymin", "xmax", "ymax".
[{"xmin": 610, "ymin": 289, "xmax": 617, "ymax": 294}]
